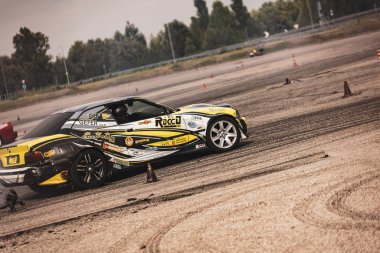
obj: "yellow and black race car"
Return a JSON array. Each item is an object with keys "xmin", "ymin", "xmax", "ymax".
[{"xmin": 0, "ymin": 97, "xmax": 248, "ymax": 192}]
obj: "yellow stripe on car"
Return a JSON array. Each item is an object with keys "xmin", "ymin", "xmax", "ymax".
[
  {"xmin": 149, "ymin": 134, "xmax": 197, "ymax": 147},
  {"xmin": 39, "ymin": 171, "xmax": 68, "ymax": 185}
]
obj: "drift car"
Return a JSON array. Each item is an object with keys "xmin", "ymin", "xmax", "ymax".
[
  {"xmin": 0, "ymin": 122, "xmax": 17, "ymax": 147},
  {"xmin": 0, "ymin": 97, "xmax": 247, "ymax": 192}
]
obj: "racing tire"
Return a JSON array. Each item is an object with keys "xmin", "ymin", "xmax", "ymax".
[
  {"xmin": 28, "ymin": 184, "xmax": 58, "ymax": 193},
  {"xmin": 69, "ymin": 149, "xmax": 108, "ymax": 190},
  {"xmin": 206, "ymin": 116, "xmax": 241, "ymax": 153}
]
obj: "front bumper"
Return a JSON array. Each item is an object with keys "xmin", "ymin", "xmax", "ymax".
[{"xmin": 239, "ymin": 117, "xmax": 249, "ymax": 138}]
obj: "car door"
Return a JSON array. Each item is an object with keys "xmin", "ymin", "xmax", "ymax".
[{"xmin": 112, "ymin": 99, "xmax": 202, "ymax": 163}]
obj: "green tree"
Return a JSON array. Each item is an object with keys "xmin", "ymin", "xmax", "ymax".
[
  {"xmin": 0, "ymin": 56, "xmax": 26, "ymax": 94},
  {"xmin": 113, "ymin": 31, "xmax": 124, "ymax": 42},
  {"xmin": 230, "ymin": 0, "xmax": 251, "ymax": 37},
  {"xmin": 188, "ymin": 17, "xmax": 203, "ymax": 52},
  {"xmin": 205, "ymin": 1, "xmax": 245, "ymax": 49},
  {"xmin": 194, "ymin": 0, "xmax": 209, "ymax": 30},
  {"xmin": 67, "ymin": 40, "xmax": 86, "ymax": 81},
  {"xmin": 189, "ymin": 0, "xmax": 210, "ymax": 51},
  {"xmin": 112, "ymin": 38, "xmax": 149, "ymax": 70},
  {"xmin": 12, "ymin": 27, "xmax": 53, "ymax": 88},
  {"xmin": 166, "ymin": 20, "xmax": 191, "ymax": 58},
  {"xmin": 256, "ymin": 0, "xmax": 299, "ymax": 34},
  {"xmin": 247, "ymin": 10, "xmax": 265, "ymax": 38},
  {"xmin": 149, "ymin": 31, "xmax": 173, "ymax": 62},
  {"xmin": 319, "ymin": 0, "xmax": 378, "ymax": 18},
  {"xmin": 124, "ymin": 21, "xmax": 147, "ymax": 46}
]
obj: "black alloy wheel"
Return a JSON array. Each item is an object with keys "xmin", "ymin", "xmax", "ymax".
[{"xmin": 70, "ymin": 149, "xmax": 108, "ymax": 190}]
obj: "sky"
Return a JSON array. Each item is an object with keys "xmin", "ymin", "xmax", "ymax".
[{"xmin": 0, "ymin": 0, "xmax": 267, "ymax": 57}]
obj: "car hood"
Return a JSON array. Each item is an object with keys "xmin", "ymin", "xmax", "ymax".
[{"xmin": 176, "ymin": 103, "xmax": 237, "ymax": 117}]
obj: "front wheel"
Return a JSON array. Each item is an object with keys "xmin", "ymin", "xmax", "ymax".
[
  {"xmin": 206, "ymin": 117, "xmax": 241, "ymax": 153},
  {"xmin": 69, "ymin": 149, "xmax": 108, "ymax": 190}
]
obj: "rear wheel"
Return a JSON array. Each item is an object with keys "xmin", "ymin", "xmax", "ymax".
[
  {"xmin": 206, "ymin": 117, "xmax": 241, "ymax": 153},
  {"xmin": 69, "ymin": 149, "xmax": 108, "ymax": 190}
]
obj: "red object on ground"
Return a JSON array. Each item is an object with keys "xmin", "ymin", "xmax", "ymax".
[
  {"xmin": 0, "ymin": 122, "xmax": 18, "ymax": 146},
  {"xmin": 292, "ymin": 54, "xmax": 299, "ymax": 67}
]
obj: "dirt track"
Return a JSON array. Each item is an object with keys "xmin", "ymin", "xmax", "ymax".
[{"xmin": 0, "ymin": 31, "xmax": 379, "ymax": 252}]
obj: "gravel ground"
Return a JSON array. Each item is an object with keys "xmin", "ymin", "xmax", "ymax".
[{"xmin": 0, "ymin": 30, "xmax": 379, "ymax": 253}]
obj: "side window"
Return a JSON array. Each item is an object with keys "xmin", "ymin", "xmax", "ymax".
[
  {"xmin": 73, "ymin": 106, "xmax": 117, "ymax": 129},
  {"xmin": 125, "ymin": 100, "xmax": 166, "ymax": 122}
]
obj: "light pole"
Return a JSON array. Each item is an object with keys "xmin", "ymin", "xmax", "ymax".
[
  {"xmin": 306, "ymin": 0, "xmax": 315, "ymax": 30},
  {"xmin": 60, "ymin": 46, "xmax": 70, "ymax": 86},
  {"xmin": 0, "ymin": 59, "xmax": 9, "ymax": 97},
  {"xmin": 103, "ymin": 64, "xmax": 107, "ymax": 75},
  {"xmin": 166, "ymin": 23, "xmax": 176, "ymax": 63}
]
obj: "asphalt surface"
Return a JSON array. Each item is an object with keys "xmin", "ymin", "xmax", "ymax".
[{"xmin": 0, "ymin": 30, "xmax": 379, "ymax": 252}]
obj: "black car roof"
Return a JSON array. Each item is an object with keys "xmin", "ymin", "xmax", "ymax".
[{"xmin": 54, "ymin": 96, "xmax": 138, "ymax": 114}]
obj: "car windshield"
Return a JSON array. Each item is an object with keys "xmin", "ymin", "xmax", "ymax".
[{"xmin": 23, "ymin": 112, "xmax": 74, "ymax": 139}]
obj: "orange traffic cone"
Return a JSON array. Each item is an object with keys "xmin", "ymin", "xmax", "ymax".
[
  {"xmin": 146, "ymin": 163, "xmax": 158, "ymax": 183},
  {"xmin": 292, "ymin": 54, "xmax": 299, "ymax": 67},
  {"xmin": 377, "ymin": 48, "xmax": 380, "ymax": 59},
  {"xmin": 343, "ymin": 81, "xmax": 353, "ymax": 98}
]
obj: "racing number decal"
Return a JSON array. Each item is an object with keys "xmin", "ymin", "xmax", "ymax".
[{"xmin": 155, "ymin": 116, "xmax": 181, "ymax": 128}]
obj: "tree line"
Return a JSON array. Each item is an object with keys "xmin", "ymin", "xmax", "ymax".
[{"xmin": 1, "ymin": 0, "xmax": 378, "ymax": 95}]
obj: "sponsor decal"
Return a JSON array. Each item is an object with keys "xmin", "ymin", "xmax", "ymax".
[
  {"xmin": 188, "ymin": 121, "xmax": 197, "ymax": 128},
  {"xmin": 113, "ymin": 163, "xmax": 122, "ymax": 169},
  {"xmin": 125, "ymin": 137, "xmax": 134, "ymax": 147},
  {"xmin": 195, "ymin": 144, "xmax": 206, "ymax": 149},
  {"xmin": 155, "ymin": 116, "xmax": 181, "ymax": 128},
  {"xmin": 113, "ymin": 158, "xmax": 130, "ymax": 166},
  {"xmin": 156, "ymin": 136, "xmax": 188, "ymax": 146},
  {"xmin": 44, "ymin": 150, "xmax": 56, "ymax": 158},
  {"xmin": 82, "ymin": 132, "xmax": 115, "ymax": 143},
  {"xmin": 102, "ymin": 143, "xmax": 124, "ymax": 153},
  {"xmin": 146, "ymin": 146, "xmax": 158, "ymax": 151},
  {"xmin": 79, "ymin": 119, "xmax": 98, "ymax": 126},
  {"xmin": 135, "ymin": 138, "xmax": 150, "ymax": 144},
  {"xmin": 138, "ymin": 119, "xmax": 152, "ymax": 125},
  {"xmin": 7, "ymin": 155, "xmax": 19, "ymax": 165},
  {"xmin": 175, "ymin": 137, "xmax": 187, "ymax": 145},
  {"xmin": 132, "ymin": 150, "xmax": 142, "ymax": 156},
  {"xmin": 209, "ymin": 108, "xmax": 227, "ymax": 113},
  {"xmin": 191, "ymin": 116, "xmax": 202, "ymax": 120},
  {"xmin": 101, "ymin": 113, "xmax": 111, "ymax": 120},
  {"xmin": 88, "ymin": 112, "xmax": 112, "ymax": 121}
]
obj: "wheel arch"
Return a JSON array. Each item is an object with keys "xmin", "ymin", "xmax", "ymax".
[
  {"xmin": 208, "ymin": 114, "xmax": 240, "ymax": 131},
  {"xmin": 48, "ymin": 139, "xmax": 109, "ymax": 175},
  {"xmin": 208, "ymin": 114, "xmax": 247, "ymax": 138}
]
